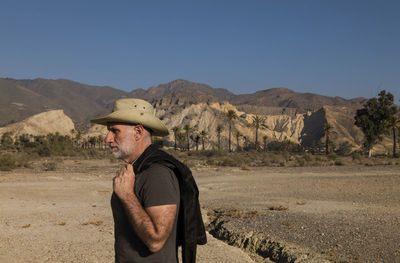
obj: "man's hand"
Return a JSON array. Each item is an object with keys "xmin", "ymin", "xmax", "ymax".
[{"xmin": 113, "ymin": 164, "xmax": 135, "ymax": 201}]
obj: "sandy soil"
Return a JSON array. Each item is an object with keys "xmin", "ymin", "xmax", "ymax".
[{"xmin": 0, "ymin": 158, "xmax": 399, "ymax": 263}]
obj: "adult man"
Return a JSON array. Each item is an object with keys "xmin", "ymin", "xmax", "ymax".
[{"xmin": 91, "ymin": 98, "xmax": 206, "ymax": 263}]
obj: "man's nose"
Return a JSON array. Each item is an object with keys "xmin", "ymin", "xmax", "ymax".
[{"xmin": 105, "ymin": 132, "xmax": 114, "ymax": 144}]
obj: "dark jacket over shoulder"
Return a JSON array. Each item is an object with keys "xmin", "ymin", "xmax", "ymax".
[{"xmin": 134, "ymin": 144, "xmax": 207, "ymax": 263}]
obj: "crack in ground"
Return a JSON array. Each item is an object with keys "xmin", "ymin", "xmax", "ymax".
[{"xmin": 207, "ymin": 217, "xmax": 330, "ymax": 263}]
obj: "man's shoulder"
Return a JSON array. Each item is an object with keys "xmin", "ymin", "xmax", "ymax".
[{"xmin": 144, "ymin": 162, "xmax": 175, "ymax": 175}]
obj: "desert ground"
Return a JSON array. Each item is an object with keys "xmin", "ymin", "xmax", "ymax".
[{"xmin": 0, "ymin": 157, "xmax": 399, "ymax": 263}]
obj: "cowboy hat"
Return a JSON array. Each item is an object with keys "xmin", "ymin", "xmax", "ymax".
[{"xmin": 90, "ymin": 98, "xmax": 169, "ymax": 137}]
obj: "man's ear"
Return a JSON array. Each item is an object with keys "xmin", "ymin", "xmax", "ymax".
[{"xmin": 133, "ymin": 125, "xmax": 144, "ymax": 141}]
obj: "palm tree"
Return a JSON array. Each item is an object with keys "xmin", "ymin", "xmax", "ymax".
[
  {"xmin": 263, "ymin": 135, "xmax": 268, "ymax": 151},
  {"xmin": 183, "ymin": 124, "xmax": 192, "ymax": 151},
  {"xmin": 387, "ymin": 115, "xmax": 400, "ymax": 157},
  {"xmin": 172, "ymin": 126, "xmax": 180, "ymax": 150},
  {"xmin": 252, "ymin": 115, "xmax": 264, "ymax": 150},
  {"xmin": 226, "ymin": 110, "xmax": 238, "ymax": 152},
  {"xmin": 97, "ymin": 135, "xmax": 104, "ymax": 149},
  {"xmin": 70, "ymin": 129, "xmax": 76, "ymax": 147},
  {"xmin": 194, "ymin": 134, "xmax": 200, "ymax": 151},
  {"xmin": 200, "ymin": 130, "xmax": 208, "ymax": 150},
  {"xmin": 76, "ymin": 130, "xmax": 82, "ymax": 148},
  {"xmin": 216, "ymin": 125, "xmax": 223, "ymax": 150},
  {"xmin": 235, "ymin": 131, "xmax": 242, "ymax": 152},
  {"xmin": 323, "ymin": 122, "xmax": 334, "ymax": 155},
  {"xmin": 176, "ymin": 132, "xmax": 186, "ymax": 151},
  {"xmin": 89, "ymin": 136, "xmax": 97, "ymax": 148}
]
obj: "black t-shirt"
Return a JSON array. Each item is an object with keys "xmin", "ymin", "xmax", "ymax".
[{"xmin": 111, "ymin": 163, "xmax": 180, "ymax": 263}]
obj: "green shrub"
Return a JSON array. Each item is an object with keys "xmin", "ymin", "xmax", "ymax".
[
  {"xmin": 303, "ymin": 153, "xmax": 312, "ymax": 162},
  {"xmin": 327, "ymin": 153, "xmax": 338, "ymax": 160},
  {"xmin": 206, "ymin": 159, "xmax": 215, "ymax": 166},
  {"xmin": 296, "ymin": 157, "xmax": 306, "ymax": 167},
  {"xmin": 0, "ymin": 154, "xmax": 18, "ymax": 171},
  {"xmin": 314, "ymin": 156, "xmax": 323, "ymax": 162}
]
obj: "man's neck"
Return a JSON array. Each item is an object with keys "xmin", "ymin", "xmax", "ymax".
[{"xmin": 125, "ymin": 142, "xmax": 151, "ymax": 164}]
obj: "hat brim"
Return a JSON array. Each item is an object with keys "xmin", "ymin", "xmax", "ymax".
[{"xmin": 91, "ymin": 110, "xmax": 169, "ymax": 137}]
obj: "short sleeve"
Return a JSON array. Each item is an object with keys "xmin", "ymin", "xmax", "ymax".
[{"xmin": 138, "ymin": 163, "xmax": 180, "ymax": 208}]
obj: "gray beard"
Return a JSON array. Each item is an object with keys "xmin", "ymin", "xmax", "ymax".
[{"xmin": 110, "ymin": 141, "xmax": 135, "ymax": 161}]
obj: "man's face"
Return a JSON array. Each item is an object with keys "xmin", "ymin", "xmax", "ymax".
[{"xmin": 105, "ymin": 124, "xmax": 136, "ymax": 161}]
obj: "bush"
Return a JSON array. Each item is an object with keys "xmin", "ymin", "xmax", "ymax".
[
  {"xmin": 327, "ymin": 153, "xmax": 338, "ymax": 160},
  {"xmin": 352, "ymin": 152, "xmax": 362, "ymax": 162},
  {"xmin": 296, "ymin": 157, "xmax": 306, "ymax": 167},
  {"xmin": 267, "ymin": 140, "xmax": 304, "ymax": 153},
  {"xmin": 42, "ymin": 161, "xmax": 57, "ymax": 171},
  {"xmin": 0, "ymin": 154, "xmax": 18, "ymax": 171},
  {"xmin": 336, "ymin": 141, "xmax": 353, "ymax": 155},
  {"xmin": 334, "ymin": 160, "xmax": 345, "ymax": 166},
  {"xmin": 217, "ymin": 158, "xmax": 239, "ymax": 167}
]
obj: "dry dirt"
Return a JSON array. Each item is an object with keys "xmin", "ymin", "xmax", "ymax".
[{"xmin": 0, "ymin": 158, "xmax": 399, "ymax": 263}]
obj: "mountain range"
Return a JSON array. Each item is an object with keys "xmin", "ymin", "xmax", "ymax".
[
  {"xmin": 0, "ymin": 78, "xmax": 366, "ymax": 126},
  {"xmin": 4, "ymin": 77, "xmax": 391, "ymax": 153}
]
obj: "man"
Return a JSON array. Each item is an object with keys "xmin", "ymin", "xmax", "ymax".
[{"xmin": 91, "ymin": 98, "xmax": 206, "ymax": 263}]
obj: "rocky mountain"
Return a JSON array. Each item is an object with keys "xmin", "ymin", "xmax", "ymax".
[
  {"xmin": 130, "ymin": 79, "xmax": 235, "ymax": 104},
  {"xmin": 230, "ymin": 88, "xmax": 366, "ymax": 113},
  {"xmin": 0, "ymin": 78, "xmax": 128, "ymax": 126},
  {"xmin": 153, "ymin": 101, "xmax": 305, "ymax": 149},
  {"xmin": 129, "ymin": 80, "xmax": 366, "ymax": 113},
  {"xmin": 0, "ymin": 110, "xmax": 75, "ymax": 139}
]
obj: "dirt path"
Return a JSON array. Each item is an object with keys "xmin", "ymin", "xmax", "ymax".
[{"xmin": 0, "ymin": 159, "xmax": 399, "ymax": 262}]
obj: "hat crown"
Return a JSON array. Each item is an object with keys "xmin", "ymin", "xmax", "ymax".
[{"xmin": 113, "ymin": 98, "xmax": 154, "ymax": 114}]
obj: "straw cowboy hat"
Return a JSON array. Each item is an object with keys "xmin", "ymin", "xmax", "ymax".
[{"xmin": 91, "ymin": 98, "xmax": 169, "ymax": 137}]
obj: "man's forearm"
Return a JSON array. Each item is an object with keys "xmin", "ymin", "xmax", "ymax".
[{"xmin": 113, "ymin": 164, "xmax": 177, "ymax": 253}]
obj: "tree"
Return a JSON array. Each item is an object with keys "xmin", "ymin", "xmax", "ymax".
[
  {"xmin": 226, "ymin": 110, "xmax": 238, "ymax": 152},
  {"xmin": 183, "ymin": 124, "xmax": 192, "ymax": 151},
  {"xmin": 323, "ymin": 122, "xmax": 334, "ymax": 155},
  {"xmin": 70, "ymin": 129, "xmax": 76, "ymax": 147},
  {"xmin": 354, "ymin": 90, "xmax": 398, "ymax": 157},
  {"xmin": 1, "ymin": 132, "xmax": 14, "ymax": 149},
  {"xmin": 200, "ymin": 130, "xmax": 208, "ymax": 150},
  {"xmin": 75, "ymin": 130, "xmax": 82, "ymax": 148},
  {"xmin": 176, "ymin": 132, "xmax": 186, "ymax": 151},
  {"xmin": 235, "ymin": 131, "xmax": 242, "ymax": 151},
  {"xmin": 216, "ymin": 125, "xmax": 223, "ymax": 150},
  {"xmin": 251, "ymin": 115, "xmax": 265, "ymax": 150},
  {"xmin": 387, "ymin": 115, "xmax": 400, "ymax": 157},
  {"xmin": 88, "ymin": 136, "xmax": 97, "ymax": 148},
  {"xmin": 172, "ymin": 126, "xmax": 180, "ymax": 150},
  {"xmin": 194, "ymin": 134, "xmax": 200, "ymax": 151},
  {"xmin": 263, "ymin": 135, "xmax": 268, "ymax": 151},
  {"xmin": 97, "ymin": 135, "xmax": 104, "ymax": 149}
]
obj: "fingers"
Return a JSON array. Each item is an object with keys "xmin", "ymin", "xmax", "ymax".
[
  {"xmin": 113, "ymin": 164, "xmax": 135, "ymax": 181},
  {"xmin": 126, "ymin": 163, "xmax": 133, "ymax": 173}
]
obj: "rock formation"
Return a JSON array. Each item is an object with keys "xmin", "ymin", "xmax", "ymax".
[{"xmin": 0, "ymin": 110, "xmax": 75, "ymax": 139}]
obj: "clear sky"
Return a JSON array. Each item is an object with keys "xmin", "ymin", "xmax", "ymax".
[{"xmin": 1, "ymin": 0, "xmax": 399, "ymax": 100}]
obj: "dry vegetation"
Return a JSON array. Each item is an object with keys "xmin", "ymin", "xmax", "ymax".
[{"xmin": 166, "ymin": 148, "xmax": 400, "ymax": 171}]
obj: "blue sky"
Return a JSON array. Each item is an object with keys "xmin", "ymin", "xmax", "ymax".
[{"xmin": 1, "ymin": 0, "xmax": 399, "ymax": 100}]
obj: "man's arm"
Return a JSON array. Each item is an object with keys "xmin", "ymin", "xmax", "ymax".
[{"xmin": 113, "ymin": 164, "xmax": 177, "ymax": 252}]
